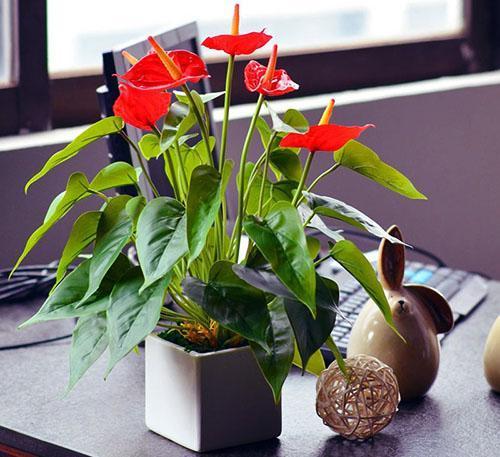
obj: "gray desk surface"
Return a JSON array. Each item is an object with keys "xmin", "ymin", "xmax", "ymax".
[{"xmin": 0, "ymin": 282, "xmax": 499, "ymax": 457}]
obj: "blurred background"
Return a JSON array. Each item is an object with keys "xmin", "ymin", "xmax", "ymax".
[{"xmin": 1, "ymin": 0, "xmax": 500, "ymax": 277}]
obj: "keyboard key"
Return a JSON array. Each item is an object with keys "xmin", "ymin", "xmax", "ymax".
[
  {"xmin": 436, "ymin": 279, "xmax": 461, "ymax": 299},
  {"xmin": 409, "ymin": 269, "xmax": 434, "ymax": 284}
]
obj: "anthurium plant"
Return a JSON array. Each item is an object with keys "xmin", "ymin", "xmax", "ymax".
[{"xmin": 14, "ymin": 4, "xmax": 426, "ymax": 401}]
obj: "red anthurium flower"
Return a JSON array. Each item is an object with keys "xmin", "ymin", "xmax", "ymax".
[
  {"xmin": 244, "ymin": 44, "xmax": 299, "ymax": 97},
  {"xmin": 202, "ymin": 4, "xmax": 272, "ymax": 55},
  {"xmin": 280, "ymin": 99, "xmax": 374, "ymax": 152},
  {"xmin": 117, "ymin": 37, "xmax": 209, "ymax": 91},
  {"xmin": 113, "ymin": 83, "xmax": 171, "ymax": 131}
]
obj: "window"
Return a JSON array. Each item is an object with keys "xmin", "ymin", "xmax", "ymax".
[
  {"xmin": 0, "ymin": 0, "xmax": 497, "ymax": 135},
  {"xmin": 47, "ymin": 0, "xmax": 464, "ymax": 75},
  {"xmin": 0, "ymin": 0, "xmax": 14, "ymax": 87}
]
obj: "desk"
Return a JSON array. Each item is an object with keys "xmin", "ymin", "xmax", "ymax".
[{"xmin": 1, "ymin": 283, "xmax": 499, "ymax": 457}]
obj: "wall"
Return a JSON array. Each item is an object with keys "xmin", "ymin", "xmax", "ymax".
[{"xmin": 1, "ymin": 72, "xmax": 500, "ymax": 277}]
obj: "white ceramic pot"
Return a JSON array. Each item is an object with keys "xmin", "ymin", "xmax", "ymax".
[
  {"xmin": 484, "ymin": 316, "xmax": 500, "ymax": 392},
  {"xmin": 145, "ymin": 334, "xmax": 282, "ymax": 452}
]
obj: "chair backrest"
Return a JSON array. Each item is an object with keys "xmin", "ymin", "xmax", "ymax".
[{"xmin": 98, "ymin": 22, "xmax": 216, "ymax": 198}]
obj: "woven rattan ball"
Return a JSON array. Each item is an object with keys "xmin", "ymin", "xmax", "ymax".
[{"xmin": 316, "ymin": 354, "xmax": 400, "ymax": 440}]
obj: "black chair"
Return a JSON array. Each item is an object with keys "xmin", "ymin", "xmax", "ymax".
[{"xmin": 97, "ymin": 22, "xmax": 217, "ymax": 198}]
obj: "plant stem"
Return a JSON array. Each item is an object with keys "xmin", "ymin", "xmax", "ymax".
[
  {"xmin": 306, "ymin": 162, "xmax": 341, "ymax": 194},
  {"xmin": 233, "ymin": 94, "xmax": 265, "ymax": 261},
  {"xmin": 292, "ymin": 151, "xmax": 315, "ymax": 207},
  {"xmin": 257, "ymin": 131, "xmax": 277, "ymax": 217},
  {"xmin": 120, "ymin": 131, "xmax": 160, "ymax": 198},
  {"xmin": 218, "ymin": 55, "xmax": 235, "ymax": 259},
  {"xmin": 88, "ymin": 189, "xmax": 109, "ymax": 203},
  {"xmin": 174, "ymin": 140, "xmax": 189, "ymax": 199},
  {"xmin": 303, "ymin": 210, "xmax": 315, "ymax": 228},
  {"xmin": 181, "ymin": 85, "xmax": 213, "ymax": 167},
  {"xmin": 219, "ymin": 55, "xmax": 234, "ymax": 172},
  {"xmin": 314, "ymin": 253, "xmax": 331, "ymax": 267}
]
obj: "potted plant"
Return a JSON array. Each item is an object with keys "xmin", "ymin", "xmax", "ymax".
[{"xmin": 13, "ymin": 4, "xmax": 426, "ymax": 452}]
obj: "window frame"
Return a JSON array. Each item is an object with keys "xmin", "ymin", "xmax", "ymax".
[{"xmin": 0, "ymin": 0, "xmax": 498, "ymax": 135}]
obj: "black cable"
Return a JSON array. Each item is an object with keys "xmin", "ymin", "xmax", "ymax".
[{"xmin": 0, "ymin": 333, "xmax": 72, "ymax": 351}]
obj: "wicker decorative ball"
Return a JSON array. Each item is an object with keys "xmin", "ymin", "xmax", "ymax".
[{"xmin": 316, "ymin": 354, "xmax": 400, "ymax": 440}]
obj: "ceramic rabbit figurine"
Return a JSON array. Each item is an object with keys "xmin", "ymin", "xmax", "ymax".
[{"xmin": 347, "ymin": 225, "xmax": 454, "ymax": 401}]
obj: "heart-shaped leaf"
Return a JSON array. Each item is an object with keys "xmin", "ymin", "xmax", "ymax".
[
  {"xmin": 139, "ymin": 133, "xmax": 162, "ymax": 160},
  {"xmin": 55, "ymin": 210, "xmax": 102, "ymax": 287},
  {"xmin": 88, "ymin": 162, "xmax": 140, "ymax": 192},
  {"xmin": 125, "ymin": 196, "xmax": 146, "ymax": 231},
  {"xmin": 250, "ymin": 298, "xmax": 294, "ymax": 402},
  {"xmin": 20, "ymin": 254, "xmax": 130, "ymax": 326},
  {"xmin": 67, "ymin": 312, "xmax": 108, "ymax": 391},
  {"xmin": 304, "ymin": 192, "xmax": 407, "ymax": 245},
  {"xmin": 106, "ymin": 267, "xmax": 170, "ymax": 375},
  {"xmin": 25, "ymin": 116, "xmax": 124, "ymax": 192},
  {"xmin": 298, "ymin": 204, "xmax": 344, "ymax": 242},
  {"xmin": 136, "ymin": 197, "xmax": 188, "ymax": 292},
  {"xmin": 243, "ymin": 202, "xmax": 316, "ymax": 316},
  {"xmin": 270, "ymin": 148, "xmax": 302, "ymax": 181},
  {"xmin": 266, "ymin": 102, "xmax": 309, "ymax": 134},
  {"xmin": 12, "ymin": 172, "xmax": 92, "ymax": 275},
  {"xmin": 78, "ymin": 195, "xmax": 133, "ymax": 305},
  {"xmin": 292, "ymin": 345, "xmax": 325, "ymax": 375},
  {"xmin": 186, "ymin": 165, "xmax": 222, "ymax": 262},
  {"xmin": 183, "ymin": 261, "xmax": 270, "ymax": 349},
  {"xmin": 284, "ymin": 274, "xmax": 338, "ymax": 369},
  {"xmin": 334, "ymin": 140, "xmax": 427, "ymax": 199},
  {"xmin": 329, "ymin": 240, "xmax": 401, "ymax": 337},
  {"xmin": 174, "ymin": 90, "xmax": 225, "ymax": 105}
]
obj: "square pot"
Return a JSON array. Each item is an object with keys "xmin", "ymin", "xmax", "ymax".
[{"xmin": 145, "ymin": 334, "xmax": 282, "ymax": 452}]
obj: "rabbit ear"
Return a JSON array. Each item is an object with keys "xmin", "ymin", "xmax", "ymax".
[
  {"xmin": 406, "ymin": 285, "xmax": 454, "ymax": 334},
  {"xmin": 378, "ymin": 225, "xmax": 405, "ymax": 290}
]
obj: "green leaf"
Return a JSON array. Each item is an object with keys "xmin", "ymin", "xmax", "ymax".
[
  {"xmin": 89, "ymin": 161, "xmax": 140, "ymax": 192},
  {"xmin": 334, "ymin": 140, "xmax": 427, "ymax": 199},
  {"xmin": 304, "ymin": 192, "xmax": 406, "ymax": 245},
  {"xmin": 106, "ymin": 267, "xmax": 170, "ymax": 375},
  {"xmin": 183, "ymin": 261, "xmax": 271, "ymax": 349},
  {"xmin": 325, "ymin": 335, "xmax": 347, "ymax": 376},
  {"xmin": 250, "ymin": 298, "xmax": 294, "ymax": 402},
  {"xmin": 55, "ymin": 211, "xmax": 102, "ymax": 287},
  {"xmin": 125, "ymin": 196, "xmax": 146, "ymax": 231},
  {"xmin": 25, "ymin": 116, "xmax": 124, "ymax": 192},
  {"xmin": 174, "ymin": 90, "xmax": 225, "ymax": 104},
  {"xmin": 161, "ymin": 102, "xmax": 196, "ymax": 151},
  {"xmin": 243, "ymin": 201, "xmax": 316, "ymax": 315},
  {"xmin": 12, "ymin": 172, "xmax": 92, "ymax": 275},
  {"xmin": 20, "ymin": 254, "xmax": 130, "ymax": 326},
  {"xmin": 284, "ymin": 275, "xmax": 338, "ymax": 370},
  {"xmin": 271, "ymin": 180, "xmax": 297, "ymax": 203},
  {"xmin": 306, "ymin": 235, "xmax": 321, "ymax": 259},
  {"xmin": 270, "ymin": 148, "xmax": 302, "ymax": 181},
  {"xmin": 266, "ymin": 102, "xmax": 306, "ymax": 134},
  {"xmin": 238, "ymin": 163, "xmax": 272, "ymax": 215},
  {"xmin": 67, "ymin": 313, "xmax": 108, "ymax": 391},
  {"xmin": 282, "ymin": 109, "xmax": 309, "ymax": 132},
  {"xmin": 298, "ymin": 205, "xmax": 344, "ymax": 243},
  {"xmin": 136, "ymin": 197, "xmax": 187, "ymax": 292},
  {"xmin": 329, "ymin": 240, "xmax": 401, "ymax": 337},
  {"xmin": 293, "ymin": 345, "xmax": 325, "ymax": 376},
  {"xmin": 256, "ymin": 116, "xmax": 272, "ymax": 148},
  {"xmin": 232, "ymin": 265, "xmax": 295, "ymax": 300},
  {"xmin": 186, "ymin": 165, "xmax": 222, "ymax": 262},
  {"xmin": 78, "ymin": 195, "xmax": 133, "ymax": 305},
  {"xmin": 139, "ymin": 133, "xmax": 161, "ymax": 160}
]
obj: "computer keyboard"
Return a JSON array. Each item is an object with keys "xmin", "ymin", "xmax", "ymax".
[{"xmin": 318, "ymin": 257, "xmax": 489, "ymax": 357}]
